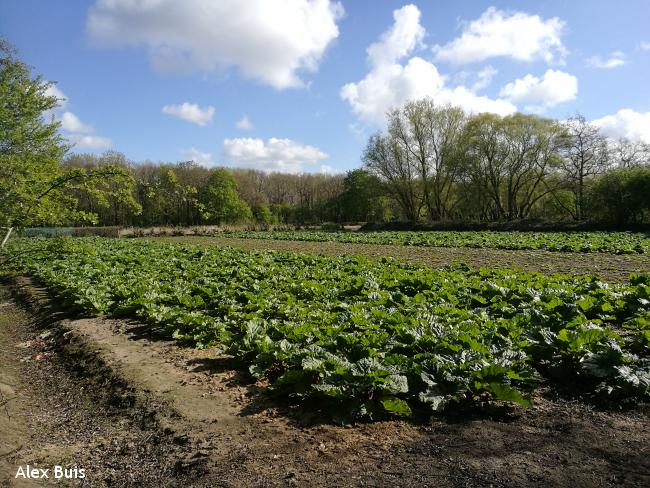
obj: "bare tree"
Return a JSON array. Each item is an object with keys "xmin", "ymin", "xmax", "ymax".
[
  {"xmin": 230, "ymin": 168, "xmax": 269, "ymax": 206},
  {"xmin": 363, "ymin": 133, "xmax": 421, "ymax": 222},
  {"xmin": 265, "ymin": 172, "xmax": 298, "ymax": 206},
  {"xmin": 559, "ymin": 115, "xmax": 609, "ymax": 220},
  {"xmin": 609, "ymin": 137, "xmax": 649, "ymax": 168}
]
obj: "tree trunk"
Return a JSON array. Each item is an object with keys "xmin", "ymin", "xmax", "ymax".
[{"xmin": 1, "ymin": 227, "xmax": 13, "ymax": 248}]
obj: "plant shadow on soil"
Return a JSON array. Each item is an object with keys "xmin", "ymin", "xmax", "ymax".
[
  {"xmin": 122, "ymin": 320, "xmax": 640, "ymax": 427},
  {"xmin": 4, "ymin": 276, "xmax": 649, "ymax": 487},
  {"xmin": 9, "ymin": 276, "xmax": 645, "ymax": 427},
  {"xmin": 114, "ymin": 316, "xmax": 531, "ymax": 430}
]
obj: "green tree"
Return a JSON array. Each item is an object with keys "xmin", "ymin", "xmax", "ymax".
[
  {"xmin": 588, "ymin": 167, "xmax": 650, "ymax": 225},
  {"xmin": 0, "ymin": 39, "xmax": 137, "ymax": 243},
  {"xmin": 200, "ymin": 168, "xmax": 252, "ymax": 224},
  {"xmin": 252, "ymin": 203, "xmax": 274, "ymax": 224},
  {"xmin": 135, "ymin": 165, "xmax": 199, "ymax": 226},
  {"xmin": 464, "ymin": 112, "xmax": 564, "ymax": 221},
  {"xmin": 63, "ymin": 151, "xmax": 142, "ymax": 226},
  {"xmin": 270, "ymin": 203, "xmax": 294, "ymax": 224},
  {"xmin": 388, "ymin": 99, "xmax": 467, "ymax": 220},
  {"xmin": 339, "ymin": 169, "xmax": 390, "ymax": 222}
]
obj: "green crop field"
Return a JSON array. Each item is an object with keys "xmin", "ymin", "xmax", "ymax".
[
  {"xmin": 4, "ymin": 237, "xmax": 649, "ymax": 422},
  {"xmin": 211, "ymin": 230, "xmax": 650, "ymax": 254}
]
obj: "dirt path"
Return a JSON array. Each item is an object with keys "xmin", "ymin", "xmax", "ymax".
[
  {"xmin": 142, "ymin": 236, "xmax": 650, "ymax": 282},
  {"xmin": 1, "ymin": 279, "xmax": 649, "ymax": 487},
  {"xmin": 0, "ymin": 285, "xmax": 205, "ymax": 487}
]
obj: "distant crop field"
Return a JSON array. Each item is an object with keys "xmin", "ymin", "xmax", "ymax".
[
  {"xmin": 5, "ymin": 237, "xmax": 649, "ymax": 421},
  {"xmin": 209, "ymin": 230, "xmax": 650, "ymax": 254},
  {"xmin": 147, "ymin": 234, "xmax": 650, "ymax": 283}
]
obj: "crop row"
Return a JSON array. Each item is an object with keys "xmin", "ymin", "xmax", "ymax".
[
  {"xmin": 4, "ymin": 238, "xmax": 649, "ymax": 421},
  {"xmin": 212, "ymin": 230, "xmax": 650, "ymax": 254}
]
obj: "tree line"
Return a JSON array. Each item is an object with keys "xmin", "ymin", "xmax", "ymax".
[
  {"xmin": 62, "ymin": 152, "xmax": 349, "ymax": 226},
  {"xmin": 2, "ymin": 37, "xmax": 649, "ymax": 234},
  {"xmin": 363, "ymin": 99, "xmax": 650, "ymax": 226},
  {"xmin": 61, "ymin": 109, "xmax": 650, "ymax": 228}
]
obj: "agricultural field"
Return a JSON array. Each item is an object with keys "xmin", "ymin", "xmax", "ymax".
[
  {"xmin": 4, "ymin": 237, "xmax": 649, "ymax": 421},
  {"xmin": 211, "ymin": 230, "xmax": 650, "ymax": 254},
  {"xmin": 4, "ymin": 1, "xmax": 650, "ymax": 484},
  {"xmin": 3, "ymin": 235, "xmax": 650, "ymax": 486},
  {"xmin": 151, "ymin": 234, "xmax": 650, "ymax": 283}
]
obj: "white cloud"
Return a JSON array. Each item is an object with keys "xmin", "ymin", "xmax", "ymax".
[
  {"xmin": 42, "ymin": 85, "xmax": 68, "ymax": 122},
  {"xmin": 162, "ymin": 102, "xmax": 215, "ymax": 126},
  {"xmin": 181, "ymin": 147, "xmax": 215, "ymax": 166},
  {"xmin": 221, "ymin": 137, "xmax": 328, "ymax": 173},
  {"xmin": 471, "ymin": 66, "xmax": 498, "ymax": 92},
  {"xmin": 432, "ymin": 7, "xmax": 566, "ymax": 65},
  {"xmin": 59, "ymin": 112, "xmax": 94, "ymax": 133},
  {"xmin": 44, "ymin": 85, "xmax": 68, "ymax": 108},
  {"xmin": 66, "ymin": 134, "xmax": 112, "ymax": 150},
  {"xmin": 235, "ymin": 115, "xmax": 254, "ymax": 130},
  {"xmin": 87, "ymin": 0, "xmax": 343, "ymax": 90},
  {"xmin": 44, "ymin": 84, "xmax": 111, "ymax": 149},
  {"xmin": 592, "ymin": 109, "xmax": 650, "ymax": 143},
  {"xmin": 366, "ymin": 4, "xmax": 425, "ymax": 67},
  {"xmin": 639, "ymin": 42, "xmax": 650, "ymax": 51},
  {"xmin": 499, "ymin": 69, "xmax": 577, "ymax": 110},
  {"xmin": 587, "ymin": 51, "xmax": 626, "ymax": 69},
  {"xmin": 341, "ymin": 57, "xmax": 441, "ymax": 123},
  {"xmin": 443, "ymin": 85, "xmax": 517, "ymax": 115},
  {"xmin": 341, "ymin": 5, "xmax": 516, "ymax": 124}
]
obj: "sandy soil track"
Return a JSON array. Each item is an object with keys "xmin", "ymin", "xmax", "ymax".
[
  {"xmin": 0, "ymin": 284, "xmax": 202, "ymax": 487},
  {"xmin": 1, "ymin": 278, "xmax": 649, "ymax": 487}
]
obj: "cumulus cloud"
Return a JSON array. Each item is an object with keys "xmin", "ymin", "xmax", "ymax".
[
  {"xmin": 592, "ymin": 109, "xmax": 650, "ymax": 143},
  {"xmin": 221, "ymin": 137, "xmax": 328, "ymax": 173},
  {"xmin": 442, "ymin": 85, "xmax": 517, "ymax": 115},
  {"xmin": 42, "ymin": 85, "xmax": 69, "ymax": 122},
  {"xmin": 162, "ymin": 102, "xmax": 215, "ymax": 126},
  {"xmin": 59, "ymin": 112, "xmax": 94, "ymax": 133},
  {"xmin": 471, "ymin": 66, "xmax": 498, "ymax": 92},
  {"xmin": 181, "ymin": 147, "xmax": 215, "ymax": 166},
  {"xmin": 235, "ymin": 115, "xmax": 254, "ymax": 130},
  {"xmin": 341, "ymin": 5, "xmax": 516, "ymax": 124},
  {"xmin": 44, "ymin": 84, "xmax": 68, "ymax": 108},
  {"xmin": 432, "ymin": 7, "xmax": 566, "ymax": 65},
  {"xmin": 43, "ymin": 83, "xmax": 111, "ymax": 149},
  {"xmin": 499, "ymin": 69, "xmax": 577, "ymax": 110},
  {"xmin": 66, "ymin": 134, "xmax": 112, "ymax": 150},
  {"xmin": 366, "ymin": 4, "xmax": 425, "ymax": 67},
  {"xmin": 587, "ymin": 51, "xmax": 626, "ymax": 69},
  {"xmin": 87, "ymin": 0, "xmax": 343, "ymax": 89}
]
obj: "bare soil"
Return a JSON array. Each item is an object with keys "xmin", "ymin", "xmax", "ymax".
[
  {"xmin": 0, "ymin": 284, "xmax": 202, "ymax": 487},
  {"xmin": 0, "ymin": 278, "xmax": 649, "ymax": 487},
  {"xmin": 142, "ymin": 236, "xmax": 650, "ymax": 282}
]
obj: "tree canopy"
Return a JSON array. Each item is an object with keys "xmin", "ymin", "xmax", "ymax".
[
  {"xmin": 0, "ymin": 39, "xmax": 138, "ymax": 232},
  {"xmin": 199, "ymin": 168, "xmax": 252, "ymax": 224},
  {"xmin": 2, "ymin": 54, "xmax": 648, "ymax": 231},
  {"xmin": 365, "ymin": 98, "xmax": 648, "ymax": 224}
]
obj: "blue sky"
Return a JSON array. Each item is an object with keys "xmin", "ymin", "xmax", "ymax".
[{"xmin": 2, "ymin": 0, "xmax": 650, "ymax": 173}]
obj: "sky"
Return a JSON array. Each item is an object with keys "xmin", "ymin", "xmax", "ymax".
[{"xmin": 2, "ymin": 0, "xmax": 650, "ymax": 174}]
